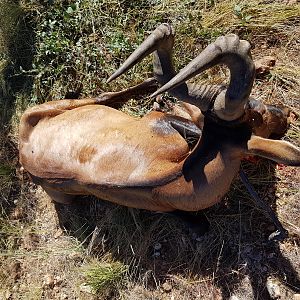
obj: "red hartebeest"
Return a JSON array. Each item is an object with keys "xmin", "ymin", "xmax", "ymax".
[{"xmin": 19, "ymin": 24, "xmax": 300, "ymax": 215}]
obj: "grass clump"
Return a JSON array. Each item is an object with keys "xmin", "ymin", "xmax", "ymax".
[{"xmin": 83, "ymin": 259, "xmax": 128, "ymax": 295}]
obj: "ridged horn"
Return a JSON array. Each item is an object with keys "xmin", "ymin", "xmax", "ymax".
[
  {"xmin": 107, "ymin": 23, "xmax": 174, "ymax": 83},
  {"xmin": 151, "ymin": 34, "xmax": 255, "ymax": 121}
]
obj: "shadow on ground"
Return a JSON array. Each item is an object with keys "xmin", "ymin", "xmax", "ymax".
[
  {"xmin": 54, "ymin": 160, "xmax": 300, "ymax": 299},
  {"xmin": 0, "ymin": 0, "xmax": 35, "ymax": 126},
  {"xmin": 0, "ymin": 0, "xmax": 36, "ymax": 214}
]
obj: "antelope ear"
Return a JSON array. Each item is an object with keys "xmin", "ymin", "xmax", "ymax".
[{"xmin": 246, "ymin": 135, "xmax": 300, "ymax": 166}]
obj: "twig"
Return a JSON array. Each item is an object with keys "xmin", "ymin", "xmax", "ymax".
[{"xmin": 239, "ymin": 169, "xmax": 288, "ymax": 241}]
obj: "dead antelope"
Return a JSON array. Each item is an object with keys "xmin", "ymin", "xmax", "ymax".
[{"xmin": 19, "ymin": 24, "xmax": 300, "ymax": 217}]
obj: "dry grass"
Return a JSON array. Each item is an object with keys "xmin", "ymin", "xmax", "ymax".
[
  {"xmin": 202, "ymin": 0, "xmax": 300, "ymax": 30},
  {"xmin": 0, "ymin": 0, "xmax": 300, "ymax": 299}
]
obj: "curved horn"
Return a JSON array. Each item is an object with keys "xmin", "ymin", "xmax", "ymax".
[
  {"xmin": 151, "ymin": 34, "xmax": 255, "ymax": 121},
  {"xmin": 108, "ymin": 24, "xmax": 222, "ymax": 110},
  {"xmin": 107, "ymin": 23, "xmax": 175, "ymax": 84}
]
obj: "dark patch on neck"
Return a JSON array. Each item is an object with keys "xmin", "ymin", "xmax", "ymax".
[
  {"xmin": 202, "ymin": 116, "xmax": 252, "ymax": 147},
  {"xmin": 182, "ymin": 117, "xmax": 251, "ymax": 183}
]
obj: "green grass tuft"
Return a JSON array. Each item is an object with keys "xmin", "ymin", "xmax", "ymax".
[{"xmin": 84, "ymin": 259, "xmax": 128, "ymax": 294}]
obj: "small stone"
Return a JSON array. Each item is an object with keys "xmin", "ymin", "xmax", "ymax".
[
  {"xmin": 154, "ymin": 243, "xmax": 162, "ymax": 250},
  {"xmin": 54, "ymin": 229, "xmax": 63, "ymax": 239},
  {"xmin": 80, "ymin": 283, "xmax": 94, "ymax": 294},
  {"xmin": 294, "ymin": 294, "xmax": 300, "ymax": 300},
  {"xmin": 266, "ymin": 277, "xmax": 281, "ymax": 299},
  {"xmin": 267, "ymin": 253, "xmax": 276, "ymax": 259},
  {"xmin": 153, "ymin": 102, "xmax": 161, "ymax": 111},
  {"xmin": 289, "ymin": 111, "xmax": 298, "ymax": 123},
  {"xmin": 262, "ymin": 266, "xmax": 268, "ymax": 272},
  {"xmin": 55, "ymin": 275, "xmax": 63, "ymax": 285},
  {"xmin": 156, "ymin": 95, "xmax": 163, "ymax": 103},
  {"xmin": 162, "ymin": 282, "xmax": 172, "ymax": 293},
  {"xmin": 153, "ymin": 251, "xmax": 160, "ymax": 258},
  {"xmin": 43, "ymin": 274, "xmax": 55, "ymax": 289}
]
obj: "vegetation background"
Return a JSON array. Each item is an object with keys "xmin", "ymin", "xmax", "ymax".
[{"xmin": 0, "ymin": 0, "xmax": 299, "ymax": 299}]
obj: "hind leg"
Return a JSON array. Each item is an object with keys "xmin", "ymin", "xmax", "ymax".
[{"xmin": 43, "ymin": 187, "xmax": 76, "ymax": 205}]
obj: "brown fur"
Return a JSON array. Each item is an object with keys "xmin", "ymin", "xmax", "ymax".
[
  {"xmin": 19, "ymin": 83, "xmax": 300, "ymax": 211},
  {"xmin": 18, "ymin": 26, "xmax": 300, "ymax": 211}
]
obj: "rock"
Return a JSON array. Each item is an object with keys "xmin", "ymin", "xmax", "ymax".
[
  {"xmin": 79, "ymin": 283, "xmax": 94, "ymax": 294},
  {"xmin": 55, "ymin": 275, "xmax": 63, "ymax": 285},
  {"xmin": 153, "ymin": 102, "xmax": 161, "ymax": 111},
  {"xmin": 12, "ymin": 285, "xmax": 18, "ymax": 292},
  {"xmin": 54, "ymin": 229, "xmax": 63, "ymax": 239},
  {"xmin": 162, "ymin": 282, "xmax": 172, "ymax": 293},
  {"xmin": 266, "ymin": 277, "xmax": 281, "ymax": 299},
  {"xmin": 154, "ymin": 243, "xmax": 162, "ymax": 250},
  {"xmin": 262, "ymin": 266, "xmax": 268, "ymax": 272},
  {"xmin": 153, "ymin": 251, "xmax": 160, "ymax": 258},
  {"xmin": 43, "ymin": 274, "xmax": 55, "ymax": 289}
]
